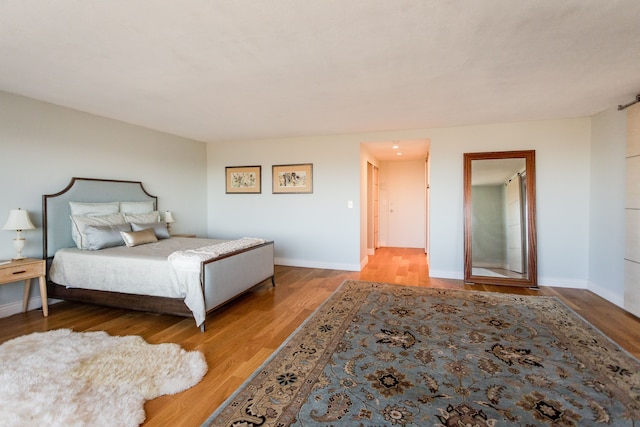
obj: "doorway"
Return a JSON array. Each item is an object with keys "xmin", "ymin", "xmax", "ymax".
[
  {"xmin": 367, "ymin": 162, "xmax": 379, "ymax": 255},
  {"xmin": 381, "ymin": 159, "xmax": 426, "ymax": 248},
  {"xmin": 362, "ymin": 139, "xmax": 430, "ymax": 257}
]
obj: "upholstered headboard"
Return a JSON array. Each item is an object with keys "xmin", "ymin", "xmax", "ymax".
[{"xmin": 42, "ymin": 177, "xmax": 157, "ymax": 259}]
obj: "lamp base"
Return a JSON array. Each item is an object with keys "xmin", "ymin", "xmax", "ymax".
[{"xmin": 12, "ymin": 237, "xmax": 26, "ymax": 260}]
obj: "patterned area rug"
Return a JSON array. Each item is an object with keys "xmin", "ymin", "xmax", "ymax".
[{"xmin": 202, "ymin": 280, "xmax": 640, "ymax": 426}]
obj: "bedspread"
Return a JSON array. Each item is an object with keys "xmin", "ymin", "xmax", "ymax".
[{"xmin": 49, "ymin": 237, "xmax": 227, "ymax": 326}]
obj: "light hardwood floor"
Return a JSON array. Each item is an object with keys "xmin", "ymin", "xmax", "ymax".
[{"xmin": 1, "ymin": 247, "xmax": 639, "ymax": 426}]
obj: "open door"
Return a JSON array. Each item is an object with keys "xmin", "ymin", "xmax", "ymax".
[{"xmin": 367, "ymin": 162, "xmax": 379, "ymax": 255}]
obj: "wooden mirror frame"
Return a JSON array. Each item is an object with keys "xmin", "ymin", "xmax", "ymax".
[{"xmin": 464, "ymin": 150, "xmax": 537, "ymax": 287}]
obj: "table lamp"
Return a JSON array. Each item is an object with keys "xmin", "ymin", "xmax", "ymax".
[
  {"xmin": 164, "ymin": 211, "xmax": 175, "ymax": 232},
  {"xmin": 3, "ymin": 208, "xmax": 36, "ymax": 260}
]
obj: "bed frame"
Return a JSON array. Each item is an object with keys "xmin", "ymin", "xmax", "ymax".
[{"xmin": 43, "ymin": 177, "xmax": 275, "ymax": 329}]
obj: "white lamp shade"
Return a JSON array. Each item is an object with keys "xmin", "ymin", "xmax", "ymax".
[
  {"xmin": 164, "ymin": 211, "xmax": 175, "ymax": 223},
  {"xmin": 3, "ymin": 209, "xmax": 35, "ymax": 231}
]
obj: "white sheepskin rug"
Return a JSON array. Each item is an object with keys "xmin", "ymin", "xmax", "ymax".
[{"xmin": 0, "ymin": 329, "xmax": 208, "ymax": 427}]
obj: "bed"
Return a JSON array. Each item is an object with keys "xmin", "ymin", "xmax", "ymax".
[{"xmin": 43, "ymin": 177, "xmax": 275, "ymax": 330}]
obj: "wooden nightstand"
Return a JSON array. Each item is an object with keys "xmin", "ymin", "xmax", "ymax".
[{"xmin": 0, "ymin": 258, "xmax": 48, "ymax": 317}]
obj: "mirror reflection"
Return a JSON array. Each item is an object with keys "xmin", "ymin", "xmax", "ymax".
[
  {"xmin": 464, "ymin": 150, "xmax": 537, "ymax": 287},
  {"xmin": 471, "ymin": 158, "xmax": 527, "ymax": 279}
]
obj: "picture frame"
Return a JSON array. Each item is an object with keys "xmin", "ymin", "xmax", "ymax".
[
  {"xmin": 272, "ymin": 163, "xmax": 313, "ymax": 194},
  {"xmin": 225, "ymin": 165, "xmax": 262, "ymax": 194}
]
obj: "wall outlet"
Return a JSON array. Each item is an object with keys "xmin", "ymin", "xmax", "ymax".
[{"xmin": 348, "ymin": 200, "xmax": 353, "ymax": 209}]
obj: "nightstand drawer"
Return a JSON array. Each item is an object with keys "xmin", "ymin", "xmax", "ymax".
[
  {"xmin": 0, "ymin": 261, "xmax": 45, "ymax": 283},
  {"xmin": 0, "ymin": 258, "xmax": 48, "ymax": 317}
]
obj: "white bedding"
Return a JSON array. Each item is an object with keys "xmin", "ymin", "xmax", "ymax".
[
  {"xmin": 169, "ymin": 237, "xmax": 266, "ymax": 272},
  {"xmin": 49, "ymin": 237, "xmax": 231, "ymax": 326}
]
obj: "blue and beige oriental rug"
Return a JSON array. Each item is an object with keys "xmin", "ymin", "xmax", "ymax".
[{"xmin": 202, "ymin": 280, "xmax": 640, "ymax": 426}]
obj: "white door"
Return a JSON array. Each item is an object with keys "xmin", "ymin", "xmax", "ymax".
[
  {"xmin": 366, "ymin": 162, "xmax": 380, "ymax": 255},
  {"xmin": 505, "ymin": 176, "xmax": 523, "ymax": 273},
  {"xmin": 386, "ymin": 160, "xmax": 426, "ymax": 248},
  {"xmin": 425, "ymin": 155, "xmax": 430, "ymax": 254},
  {"xmin": 373, "ymin": 165, "xmax": 379, "ymax": 249}
]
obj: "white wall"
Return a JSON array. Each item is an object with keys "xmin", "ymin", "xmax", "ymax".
[
  {"xmin": 0, "ymin": 91, "xmax": 207, "ymax": 315},
  {"xmin": 471, "ymin": 185, "xmax": 506, "ymax": 266},
  {"xmin": 207, "ymin": 137, "xmax": 362, "ymax": 270},
  {"xmin": 427, "ymin": 118, "xmax": 592, "ymax": 287},
  {"xmin": 589, "ymin": 107, "xmax": 626, "ymax": 306},
  {"xmin": 2, "ymin": 89, "xmax": 625, "ymax": 315},
  {"xmin": 207, "ymin": 118, "xmax": 595, "ymax": 292},
  {"xmin": 624, "ymin": 103, "xmax": 640, "ymax": 316}
]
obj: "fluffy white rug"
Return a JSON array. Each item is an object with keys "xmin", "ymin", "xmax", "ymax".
[{"xmin": 0, "ymin": 329, "xmax": 208, "ymax": 427}]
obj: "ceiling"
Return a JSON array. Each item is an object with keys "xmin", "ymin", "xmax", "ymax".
[
  {"xmin": 1, "ymin": 1, "xmax": 639, "ymax": 160},
  {"xmin": 363, "ymin": 139, "xmax": 430, "ymax": 161},
  {"xmin": 472, "ymin": 158, "xmax": 526, "ymax": 186}
]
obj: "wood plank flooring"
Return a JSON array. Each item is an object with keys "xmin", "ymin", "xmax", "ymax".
[{"xmin": 1, "ymin": 247, "xmax": 639, "ymax": 426}]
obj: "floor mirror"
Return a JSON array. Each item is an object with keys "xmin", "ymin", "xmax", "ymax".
[{"xmin": 463, "ymin": 150, "xmax": 537, "ymax": 287}]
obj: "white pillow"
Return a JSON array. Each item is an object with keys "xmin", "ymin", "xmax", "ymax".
[
  {"xmin": 70, "ymin": 213, "xmax": 127, "ymax": 249},
  {"xmin": 124, "ymin": 211, "xmax": 161, "ymax": 223},
  {"xmin": 119, "ymin": 201, "xmax": 155, "ymax": 214},
  {"xmin": 69, "ymin": 202, "xmax": 120, "ymax": 247},
  {"xmin": 69, "ymin": 201, "xmax": 119, "ymax": 216}
]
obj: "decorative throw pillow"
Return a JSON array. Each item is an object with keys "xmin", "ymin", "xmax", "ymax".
[
  {"xmin": 120, "ymin": 228, "xmax": 158, "ymax": 247},
  {"xmin": 83, "ymin": 224, "xmax": 132, "ymax": 250},
  {"xmin": 131, "ymin": 222, "xmax": 170, "ymax": 239}
]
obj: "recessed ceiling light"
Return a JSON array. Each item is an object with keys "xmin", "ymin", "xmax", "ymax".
[
  {"xmin": 397, "ymin": 152, "xmax": 402, "ymax": 156},
  {"xmin": 392, "ymin": 142, "xmax": 399, "ymax": 149}
]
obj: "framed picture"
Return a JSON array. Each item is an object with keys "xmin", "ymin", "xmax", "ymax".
[
  {"xmin": 272, "ymin": 163, "xmax": 313, "ymax": 194},
  {"xmin": 225, "ymin": 165, "xmax": 262, "ymax": 194}
]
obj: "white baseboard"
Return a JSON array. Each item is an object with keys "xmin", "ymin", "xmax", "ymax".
[
  {"xmin": 537, "ymin": 277, "xmax": 587, "ymax": 289},
  {"xmin": 429, "ymin": 270, "xmax": 465, "ymax": 280},
  {"xmin": 275, "ymin": 257, "xmax": 361, "ymax": 272},
  {"xmin": 360, "ymin": 256, "xmax": 369, "ymax": 270},
  {"xmin": 430, "ymin": 270, "xmax": 589, "ymax": 289},
  {"xmin": 0, "ymin": 297, "xmax": 55, "ymax": 319},
  {"xmin": 587, "ymin": 280, "xmax": 625, "ymax": 308}
]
